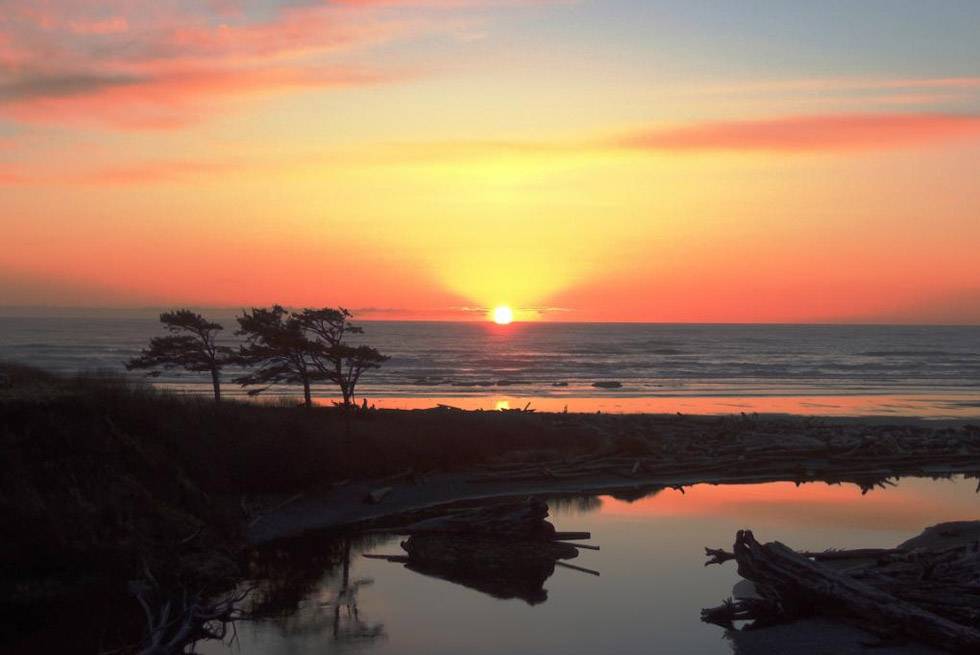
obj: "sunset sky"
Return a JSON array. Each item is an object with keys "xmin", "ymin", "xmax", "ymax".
[{"xmin": 2, "ymin": 1, "xmax": 979, "ymax": 323}]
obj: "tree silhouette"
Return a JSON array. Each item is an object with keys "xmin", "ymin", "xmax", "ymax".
[
  {"xmin": 334, "ymin": 344, "xmax": 388, "ymax": 407},
  {"xmin": 127, "ymin": 310, "xmax": 232, "ymax": 402},
  {"xmin": 235, "ymin": 306, "xmax": 326, "ymax": 407},
  {"xmin": 295, "ymin": 307, "xmax": 389, "ymax": 407}
]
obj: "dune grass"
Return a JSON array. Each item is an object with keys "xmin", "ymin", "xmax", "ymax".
[{"xmin": 0, "ymin": 363, "xmax": 600, "ymax": 605}]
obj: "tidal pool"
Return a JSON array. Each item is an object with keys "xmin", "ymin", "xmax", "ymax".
[{"xmin": 200, "ymin": 476, "xmax": 978, "ymax": 655}]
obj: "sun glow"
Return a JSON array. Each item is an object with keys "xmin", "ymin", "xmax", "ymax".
[{"xmin": 492, "ymin": 305, "xmax": 514, "ymax": 325}]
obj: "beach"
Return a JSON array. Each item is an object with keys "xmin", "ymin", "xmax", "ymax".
[{"xmin": 2, "ymin": 317, "xmax": 979, "ymax": 418}]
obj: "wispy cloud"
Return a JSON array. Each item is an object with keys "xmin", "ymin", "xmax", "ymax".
[
  {"xmin": 614, "ymin": 113, "xmax": 980, "ymax": 152},
  {"xmin": 0, "ymin": 0, "xmax": 551, "ymax": 129},
  {"xmin": 364, "ymin": 112, "xmax": 980, "ymax": 162},
  {"xmin": 6, "ymin": 111, "xmax": 978, "ymax": 187},
  {"xmin": 692, "ymin": 76, "xmax": 980, "ymax": 96},
  {"xmin": 675, "ymin": 76, "xmax": 980, "ymax": 111},
  {"xmin": 0, "ymin": 166, "xmax": 24, "ymax": 185}
]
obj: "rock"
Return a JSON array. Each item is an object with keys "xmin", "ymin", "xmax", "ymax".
[
  {"xmin": 364, "ymin": 487, "xmax": 393, "ymax": 504},
  {"xmin": 898, "ymin": 521, "xmax": 980, "ymax": 551}
]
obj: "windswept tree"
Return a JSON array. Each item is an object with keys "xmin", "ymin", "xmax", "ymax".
[
  {"xmin": 332, "ymin": 344, "xmax": 389, "ymax": 408},
  {"xmin": 235, "ymin": 306, "xmax": 326, "ymax": 407},
  {"xmin": 296, "ymin": 307, "xmax": 389, "ymax": 407},
  {"xmin": 127, "ymin": 310, "xmax": 232, "ymax": 402}
]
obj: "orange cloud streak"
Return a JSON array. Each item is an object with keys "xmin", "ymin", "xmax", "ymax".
[{"xmin": 616, "ymin": 113, "xmax": 980, "ymax": 152}]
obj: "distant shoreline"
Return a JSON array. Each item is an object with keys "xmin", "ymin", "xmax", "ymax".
[{"xmin": 2, "ymin": 309, "xmax": 980, "ymax": 326}]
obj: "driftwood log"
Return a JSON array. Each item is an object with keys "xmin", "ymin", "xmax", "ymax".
[
  {"xmin": 131, "ymin": 581, "xmax": 252, "ymax": 655},
  {"xmin": 467, "ymin": 419, "xmax": 980, "ymax": 493},
  {"xmin": 365, "ymin": 498, "xmax": 596, "ymax": 604},
  {"xmin": 703, "ymin": 523, "xmax": 980, "ymax": 654}
]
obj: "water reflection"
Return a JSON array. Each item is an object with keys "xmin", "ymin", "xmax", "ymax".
[
  {"xmin": 328, "ymin": 542, "xmax": 385, "ymax": 643},
  {"xmin": 363, "ymin": 499, "xmax": 593, "ymax": 606},
  {"xmin": 245, "ymin": 534, "xmax": 389, "ymax": 646},
  {"xmin": 360, "ymin": 394, "xmax": 980, "ymax": 418},
  {"xmin": 372, "ymin": 545, "xmax": 568, "ymax": 606},
  {"xmin": 549, "ymin": 494, "xmax": 604, "ymax": 513},
  {"xmin": 201, "ymin": 475, "xmax": 977, "ymax": 655}
]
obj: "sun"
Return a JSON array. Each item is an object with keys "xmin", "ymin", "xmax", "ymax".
[{"xmin": 492, "ymin": 305, "xmax": 514, "ymax": 325}]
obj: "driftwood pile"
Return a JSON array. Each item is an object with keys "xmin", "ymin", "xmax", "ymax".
[
  {"xmin": 365, "ymin": 498, "xmax": 595, "ymax": 604},
  {"xmin": 702, "ymin": 522, "xmax": 980, "ymax": 654},
  {"xmin": 130, "ymin": 579, "xmax": 251, "ymax": 655},
  {"xmin": 468, "ymin": 417, "xmax": 980, "ymax": 492}
]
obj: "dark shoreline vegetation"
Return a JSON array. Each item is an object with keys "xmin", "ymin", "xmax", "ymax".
[{"xmin": 2, "ymin": 362, "xmax": 979, "ymax": 653}]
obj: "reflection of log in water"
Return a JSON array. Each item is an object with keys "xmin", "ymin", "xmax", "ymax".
[
  {"xmin": 365, "ymin": 497, "xmax": 596, "ymax": 605},
  {"xmin": 402, "ymin": 536, "xmax": 579, "ymax": 605},
  {"xmin": 702, "ymin": 522, "xmax": 980, "ymax": 654}
]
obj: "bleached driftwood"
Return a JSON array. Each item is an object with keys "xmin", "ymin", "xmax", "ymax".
[
  {"xmin": 466, "ymin": 421, "xmax": 980, "ymax": 492},
  {"xmin": 131, "ymin": 582, "xmax": 252, "ymax": 655},
  {"xmin": 702, "ymin": 523, "xmax": 980, "ymax": 654}
]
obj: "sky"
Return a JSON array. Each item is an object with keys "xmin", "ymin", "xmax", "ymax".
[{"xmin": 2, "ymin": 0, "xmax": 979, "ymax": 323}]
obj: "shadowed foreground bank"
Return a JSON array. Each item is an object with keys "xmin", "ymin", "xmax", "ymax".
[
  {"xmin": 0, "ymin": 363, "xmax": 603, "ymax": 653},
  {"xmin": 2, "ymin": 363, "xmax": 979, "ymax": 653}
]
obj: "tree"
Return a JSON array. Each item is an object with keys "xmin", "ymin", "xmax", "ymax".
[
  {"xmin": 333, "ymin": 344, "xmax": 389, "ymax": 407},
  {"xmin": 235, "ymin": 306, "xmax": 326, "ymax": 407},
  {"xmin": 295, "ymin": 307, "xmax": 389, "ymax": 407},
  {"xmin": 127, "ymin": 310, "xmax": 232, "ymax": 402}
]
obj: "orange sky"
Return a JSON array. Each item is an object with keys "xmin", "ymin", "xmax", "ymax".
[{"xmin": 2, "ymin": 1, "xmax": 979, "ymax": 323}]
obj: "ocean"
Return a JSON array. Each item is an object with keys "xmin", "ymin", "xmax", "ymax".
[{"xmin": 1, "ymin": 316, "xmax": 979, "ymax": 417}]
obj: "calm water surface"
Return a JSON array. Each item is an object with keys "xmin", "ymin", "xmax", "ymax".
[{"xmin": 199, "ymin": 476, "xmax": 978, "ymax": 655}]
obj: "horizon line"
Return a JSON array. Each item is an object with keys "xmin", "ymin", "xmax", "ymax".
[{"xmin": 0, "ymin": 305, "xmax": 977, "ymax": 328}]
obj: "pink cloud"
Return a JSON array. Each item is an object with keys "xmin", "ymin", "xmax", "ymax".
[
  {"xmin": 3, "ymin": 66, "xmax": 407, "ymax": 129},
  {"xmin": 0, "ymin": 0, "xmax": 543, "ymax": 129},
  {"xmin": 0, "ymin": 169, "xmax": 24, "ymax": 185},
  {"xmin": 68, "ymin": 17, "xmax": 129, "ymax": 35},
  {"xmin": 616, "ymin": 113, "xmax": 980, "ymax": 152}
]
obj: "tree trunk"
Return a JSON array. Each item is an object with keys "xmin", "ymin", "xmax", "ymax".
[
  {"xmin": 303, "ymin": 380, "xmax": 312, "ymax": 408},
  {"xmin": 210, "ymin": 367, "xmax": 221, "ymax": 403},
  {"xmin": 339, "ymin": 375, "xmax": 352, "ymax": 407},
  {"xmin": 346, "ymin": 377, "xmax": 356, "ymax": 408}
]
